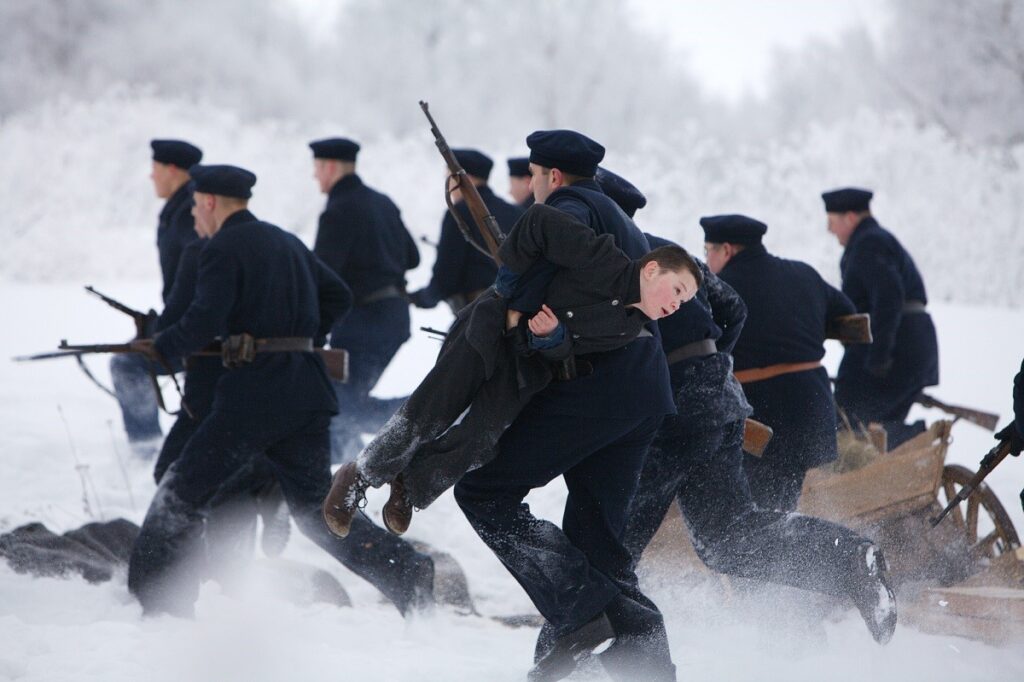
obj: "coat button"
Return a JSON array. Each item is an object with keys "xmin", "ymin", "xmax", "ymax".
[
  {"xmin": 566, "ymin": 311, "xmax": 574, "ymax": 318},
  {"xmin": 612, "ymin": 299, "xmax": 619, "ymax": 306}
]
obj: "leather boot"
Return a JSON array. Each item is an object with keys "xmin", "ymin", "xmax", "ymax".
[
  {"xmin": 849, "ymin": 541, "xmax": 897, "ymax": 644},
  {"xmin": 528, "ymin": 614, "xmax": 614, "ymax": 682},
  {"xmin": 321, "ymin": 462, "xmax": 368, "ymax": 538},
  {"xmin": 382, "ymin": 473, "xmax": 413, "ymax": 535}
]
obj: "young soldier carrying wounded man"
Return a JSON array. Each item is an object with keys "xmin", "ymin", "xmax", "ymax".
[{"xmin": 323, "ymin": 202, "xmax": 701, "ymax": 537}]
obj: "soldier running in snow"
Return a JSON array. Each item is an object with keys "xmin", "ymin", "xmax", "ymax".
[
  {"xmin": 824, "ymin": 187, "xmax": 940, "ymax": 448},
  {"xmin": 309, "ymin": 138, "xmax": 420, "ymax": 463},
  {"xmin": 109, "ymin": 139, "xmax": 202, "ymax": 457},
  {"xmin": 126, "ymin": 164, "xmax": 437, "ymax": 617},
  {"xmin": 590, "ymin": 169, "xmax": 897, "ymax": 649},
  {"xmin": 706, "ymin": 214, "xmax": 857, "ymax": 511}
]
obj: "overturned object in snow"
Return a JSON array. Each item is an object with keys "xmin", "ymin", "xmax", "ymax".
[{"xmin": 0, "ymin": 519, "xmax": 139, "ymax": 583}]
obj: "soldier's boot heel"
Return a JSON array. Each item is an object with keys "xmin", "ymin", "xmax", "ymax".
[
  {"xmin": 850, "ymin": 542, "xmax": 897, "ymax": 645},
  {"xmin": 382, "ymin": 473, "xmax": 414, "ymax": 535},
  {"xmin": 322, "ymin": 462, "xmax": 369, "ymax": 538}
]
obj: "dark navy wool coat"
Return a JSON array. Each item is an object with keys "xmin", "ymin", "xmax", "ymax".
[
  {"xmin": 720, "ymin": 243, "xmax": 855, "ymax": 468},
  {"xmin": 155, "ymin": 210, "xmax": 352, "ymax": 414},
  {"xmin": 312, "ymin": 174, "xmax": 419, "ymax": 301},
  {"xmin": 156, "ymin": 183, "xmax": 199, "ymax": 303}
]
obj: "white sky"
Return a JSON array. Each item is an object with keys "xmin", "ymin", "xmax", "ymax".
[
  {"xmin": 285, "ymin": 0, "xmax": 890, "ymax": 102},
  {"xmin": 626, "ymin": 0, "xmax": 891, "ymax": 100}
]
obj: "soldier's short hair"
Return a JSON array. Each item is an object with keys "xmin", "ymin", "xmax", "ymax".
[{"xmin": 641, "ymin": 245, "xmax": 703, "ymax": 288}]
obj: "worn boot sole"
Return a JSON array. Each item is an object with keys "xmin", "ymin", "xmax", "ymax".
[
  {"xmin": 851, "ymin": 543, "xmax": 898, "ymax": 645},
  {"xmin": 382, "ymin": 476, "xmax": 413, "ymax": 536},
  {"xmin": 321, "ymin": 462, "xmax": 364, "ymax": 538},
  {"xmin": 528, "ymin": 615, "xmax": 614, "ymax": 682}
]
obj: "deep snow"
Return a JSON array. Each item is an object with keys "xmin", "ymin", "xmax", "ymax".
[{"xmin": 1, "ymin": 279, "xmax": 1023, "ymax": 681}]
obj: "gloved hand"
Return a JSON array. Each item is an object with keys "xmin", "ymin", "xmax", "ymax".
[
  {"xmin": 408, "ymin": 288, "xmax": 437, "ymax": 309},
  {"xmin": 995, "ymin": 421, "xmax": 1024, "ymax": 456},
  {"xmin": 866, "ymin": 357, "xmax": 893, "ymax": 379}
]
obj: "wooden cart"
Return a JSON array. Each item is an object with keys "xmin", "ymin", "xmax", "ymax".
[{"xmin": 641, "ymin": 419, "xmax": 1024, "ymax": 643}]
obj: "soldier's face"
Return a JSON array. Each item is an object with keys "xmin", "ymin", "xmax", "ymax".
[
  {"xmin": 150, "ymin": 162, "xmax": 176, "ymax": 199},
  {"xmin": 191, "ymin": 191, "xmax": 216, "ymax": 237},
  {"xmin": 827, "ymin": 212, "xmax": 856, "ymax": 246},
  {"xmin": 509, "ymin": 175, "xmax": 532, "ymax": 204},
  {"xmin": 703, "ymin": 243, "xmax": 729, "ymax": 274},
  {"xmin": 529, "ymin": 163, "xmax": 554, "ymax": 204},
  {"xmin": 638, "ymin": 263, "xmax": 698, "ymax": 320},
  {"xmin": 313, "ymin": 159, "xmax": 337, "ymax": 193}
]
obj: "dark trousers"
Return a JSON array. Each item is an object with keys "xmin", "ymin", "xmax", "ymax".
[
  {"xmin": 329, "ymin": 298, "xmax": 411, "ymax": 463},
  {"xmin": 127, "ymin": 409, "xmax": 432, "ymax": 617},
  {"xmin": 742, "ymin": 368, "xmax": 838, "ymax": 511},
  {"xmin": 454, "ymin": 405, "xmax": 665, "ymax": 637},
  {"xmin": 625, "ymin": 417, "xmax": 869, "ymax": 599},
  {"xmin": 110, "ymin": 353, "xmax": 168, "ymax": 443}
]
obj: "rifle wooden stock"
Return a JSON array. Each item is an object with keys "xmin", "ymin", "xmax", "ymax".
[
  {"xmin": 743, "ymin": 418, "xmax": 773, "ymax": 457},
  {"xmin": 826, "ymin": 313, "xmax": 872, "ymax": 344},
  {"xmin": 419, "ymin": 101, "xmax": 505, "ymax": 265},
  {"xmin": 316, "ymin": 349, "xmax": 349, "ymax": 383},
  {"xmin": 916, "ymin": 393, "xmax": 999, "ymax": 431},
  {"xmin": 931, "ymin": 440, "xmax": 1012, "ymax": 527}
]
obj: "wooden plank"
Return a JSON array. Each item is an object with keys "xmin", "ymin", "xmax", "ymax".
[
  {"xmin": 799, "ymin": 441, "xmax": 945, "ymax": 523},
  {"xmin": 903, "ymin": 601, "xmax": 1024, "ymax": 645},
  {"xmin": 918, "ymin": 586, "xmax": 1024, "ymax": 622}
]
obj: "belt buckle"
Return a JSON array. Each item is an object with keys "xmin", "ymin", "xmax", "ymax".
[{"xmin": 222, "ymin": 333, "xmax": 256, "ymax": 368}]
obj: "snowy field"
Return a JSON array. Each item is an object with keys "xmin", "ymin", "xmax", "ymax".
[{"xmin": 1, "ymin": 278, "xmax": 1023, "ymax": 681}]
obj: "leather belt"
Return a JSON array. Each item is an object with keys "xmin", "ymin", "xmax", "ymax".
[
  {"xmin": 666, "ymin": 339, "xmax": 717, "ymax": 365},
  {"xmin": 734, "ymin": 360, "xmax": 822, "ymax": 385},
  {"xmin": 201, "ymin": 335, "xmax": 314, "ymax": 368},
  {"xmin": 357, "ymin": 284, "xmax": 404, "ymax": 306},
  {"xmin": 903, "ymin": 300, "xmax": 927, "ymax": 314}
]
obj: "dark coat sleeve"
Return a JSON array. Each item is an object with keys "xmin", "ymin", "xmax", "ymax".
[
  {"xmin": 498, "ymin": 204, "xmax": 625, "ymax": 276},
  {"xmin": 156, "ymin": 241, "xmax": 203, "ymax": 332},
  {"xmin": 824, "ymin": 278, "xmax": 857, "ymax": 321},
  {"xmin": 844, "ymin": 237, "xmax": 904, "ymax": 368},
  {"xmin": 154, "ymin": 244, "xmax": 240, "ymax": 361},
  {"xmin": 425, "ymin": 212, "xmax": 468, "ymax": 300},
  {"xmin": 701, "ymin": 260, "xmax": 746, "ymax": 354},
  {"xmin": 398, "ymin": 208, "xmax": 420, "ymax": 270},
  {"xmin": 312, "ymin": 208, "xmax": 357, "ymax": 277},
  {"xmin": 1014, "ymin": 358, "xmax": 1024, "ymax": 437},
  {"xmin": 313, "ymin": 254, "xmax": 353, "ymax": 343}
]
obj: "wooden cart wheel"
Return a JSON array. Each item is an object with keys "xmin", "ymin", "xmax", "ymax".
[{"xmin": 938, "ymin": 464, "xmax": 1021, "ymax": 561}]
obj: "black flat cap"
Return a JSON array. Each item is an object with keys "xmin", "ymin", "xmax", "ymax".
[
  {"xmin": 700, "ymin": 214, "xmax": 767, "ymax": 245},
  {"xmin": 821, "ymin": 187, "xmax": 873, "ymax": 213},
  {"xmin": 453, "ymin": 148, "xmax": 493, "ymax": 180},
  {"xmin": 309, "ymin": 137, "xmax": 361, "ymax": 162},
  {"xmin": 189, "ymin": 164, "xmax": 257, "ymax": 199},
  {"xmin": 595, "ymin": 167, "xmax": 647, "ymax": 218},
  {"xmin": 507, "ymin": 157, "xmax": 530, "ymax": 177},
  {"xmin": 526, "ymin": 129, "xmax": 604, "ymax": 177},
  {"xmin": 151, "ymin": 139, "xmax": 202, "ymax": 169}
]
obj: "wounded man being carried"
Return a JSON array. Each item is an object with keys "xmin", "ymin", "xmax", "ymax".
[{"xmin": 323, "ymin": 203, "xmax": 700, "ymax": 537}]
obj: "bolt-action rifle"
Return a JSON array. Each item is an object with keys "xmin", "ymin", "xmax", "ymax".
[
  {"xmin": 916, "ymin": 393, "xmax": 1000, "ymax": 432},
  {"xmin": 420, "ymin": 101, "xmax": 505, "ymax": 264},
  {"xmin": 930, "ymin": 439, "xmax": 1014, "ymax": 527}
]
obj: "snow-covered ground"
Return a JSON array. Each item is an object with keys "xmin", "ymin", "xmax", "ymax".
[{"xmin": 1, "ymin": 278, "xmax": 1022, "ymax": 681}]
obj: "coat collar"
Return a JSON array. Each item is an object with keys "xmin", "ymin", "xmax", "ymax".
[{"xmin": 328, "ymin": 173, "xmax": 364, "ymax": 200}]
